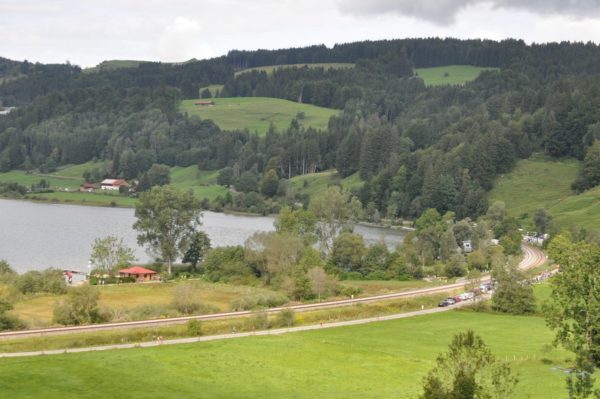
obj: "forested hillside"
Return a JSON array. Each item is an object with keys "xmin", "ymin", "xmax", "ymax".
[{"xmin": 1, "ymin": 38, "xmax": 600, "ymax": 221}]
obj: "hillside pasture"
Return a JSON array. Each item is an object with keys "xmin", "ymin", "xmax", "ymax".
[
  {"xmin": 488, "ymin": 154, "xmax": 600, "ymax": 229},
  {"xmin": 180, "ymin": 97, "xmax": 338, "ymax": 134},
  {"xmin": 290, "ymin": 170, "xmax": 362, "ymax": 198},
  {"xmin": 170, "ymin": 166, "xmax": 228, "ymax": 200},
  {"xmin": 414, "ymin": 65, "xmax": 498, "ymax": 86}
]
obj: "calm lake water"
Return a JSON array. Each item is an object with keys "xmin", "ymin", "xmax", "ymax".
[{"xmin": 0, "ymin": 199, "xmax": 406, "ymax": 273}]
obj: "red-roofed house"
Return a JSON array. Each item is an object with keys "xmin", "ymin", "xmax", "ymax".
[
  {"xmin": 101, "ymin": 179, "xmax": 130, "ymax": 191},
  {"xmin": 118, "ymin": 266, "xmax": 158, "ymax": 282}
]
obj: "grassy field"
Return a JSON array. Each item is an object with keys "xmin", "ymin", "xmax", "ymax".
[
  {"xmin": 488, "ymin": 154, "xmax": 600, "ymax": 229},
  {"xmin": 289, "ymin": 170, "xmax": 363, "ymax": 198},
  {"xmin": 180, "ymin": 97, "xmax": 338, "ymax": 134},
  {"xmin": 0, "ymin": 170, "xmax": 82, "ymax": 190},
  {"xmin": 0, "ymin": 310, "xmax": 575, "ymax": 398},
  {"xmin": 0, "ymin": 163, "xmax": 228, "ymax": 206},
  {"xmin": 170, "ymin": 166, "xmax": 229, "ymax": 200},
  {"xmin": 199, "ymin": 84, "xmax": 224, "ymax": 97},
  {"xmin": 414, "ymin": 65, "xmax": 498, "ymax": 86},
  {"xmin": 10, "ymin": 280, "xmax": 282, "ymax": 327},
  {"xmin": 12, "ymin": 277, "xmax": 442, "ymax": 328},
  {"xmin": 235, "ymin": 62, "xmax": 354, "ymax": 77}
]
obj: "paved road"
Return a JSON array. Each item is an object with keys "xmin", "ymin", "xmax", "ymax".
[{"xmin": 0, "ymin": 244, "xmax": 547, "ymax": 341}]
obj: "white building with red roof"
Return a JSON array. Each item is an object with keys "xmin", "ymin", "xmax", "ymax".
[
  {"xmin": 100, "ymin": 179, "xmax": 129, "ymax": 191},
  {"xmin": 118, "ymin": 266, "xmax": 158, "ymax": 282}
]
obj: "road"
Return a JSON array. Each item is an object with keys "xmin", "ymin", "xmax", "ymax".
[{"xmin": 0, "ymin": 244, "xmax": 547, "ymax": 341}]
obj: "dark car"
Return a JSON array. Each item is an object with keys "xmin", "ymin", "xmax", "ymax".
[{"xmin": 438, "ymin": 298, "xmax": 457, "ymax": 307}]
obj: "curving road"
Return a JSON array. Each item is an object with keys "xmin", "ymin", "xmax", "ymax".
[{"xmin": 0, "ymin": 244, "xmax": 547, "ymax": 341}]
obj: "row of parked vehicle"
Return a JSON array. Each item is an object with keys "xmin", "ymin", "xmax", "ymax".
[{"xmin": 438, "ymin": 282, "xmax": 495, "ymax": 307}]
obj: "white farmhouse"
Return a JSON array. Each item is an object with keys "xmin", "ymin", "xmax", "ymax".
[{"xmin": 100, "ymin": 179, "xmax": 129, "ymax": 191}]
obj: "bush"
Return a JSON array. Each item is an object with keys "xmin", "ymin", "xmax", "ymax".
[
  {"xmin": 492, "ymin": 264, "xmax": 535, "ymax": 315},
  {"xmin": 171, "ymin": 283, "xmax": 202, "ymax": 315},
  {"xmin": 0, "ymin": 300, "xmax": 25, "ymax": 331},
  {"xmin": 277, "ymin": 308, "xmax": 295, "ymax": 327},
  {"xmin": 339, "ymin": 286, "xmax": 362, "ymax": 297},
  {"xmin": 0, "ymin": 313, "xmax": 25, "ymax": 331},
  {"xmin": 53, "ymin": 285, "xmax": 110, "ymax": 326},
  {"xmin": 244, "ymin": 311, "xmax": 270, "ymax": 330},
  {"xmin": 16, "ymin": 269, "xmax": 67, "ymax": 294},
  {"xmin": 230, "ymin": 292, "xmax": 289, "ymax": 311},
  {"xmin": 186, "ymin": 319, "xmax": 203, "ymax": 336},
  {"xmin": 121, "ymin": 304, "xmax": 178, "ymax": 321},
  {"xmin": 204, "ymin": 247, "xmax": 255, "ymax": 283}
]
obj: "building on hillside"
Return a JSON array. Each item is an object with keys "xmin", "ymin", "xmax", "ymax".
[
  {"xmin": 80, "ymin": 182, "xmax": 97, "ymax": 192},
  {"xmin": 118, "ymin": 266, "xmax": 158, "ymax": 282},
  {"xmin": 462, "ymin": 240, "xmax": 473, "ymax": 253},
  {"xmin": 100, "ymin": 179, "xmax": 129, "ymax": 191},
  {"xmin": 0, "ymin": 107, "xmax": 16, "ymax": 116}
]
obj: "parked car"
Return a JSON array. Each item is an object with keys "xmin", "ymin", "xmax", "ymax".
[
  {"xmin": 459, "ymin": 292, "xmax": 475, "ymax": 301},
  {"xmin": 438, "ymin": 298, "xmax": 456, "ymax": 307}
]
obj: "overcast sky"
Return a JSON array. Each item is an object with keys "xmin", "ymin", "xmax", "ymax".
[{"xmin": 1, "ymin": 0, "xmax": 600, "ymax": 67}]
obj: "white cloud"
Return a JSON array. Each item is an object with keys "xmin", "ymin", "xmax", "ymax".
[
  {"xmin": 338, "ymin": 0, "xmax": 600, "ymax": 25},
  {"xmin": 0, "ymin": 0, "xmax": 599, "ymax": 66},
  {"xmin": 157, "ymin": 17, "xmax": 215, "ymax": 62}
]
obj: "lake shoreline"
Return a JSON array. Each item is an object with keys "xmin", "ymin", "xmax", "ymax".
[
  {"xmin": 2, "ymin": 193, "xmax": 415, "ymax": 232},
  {"xmin": 0, "ymin": 199, "xmax": 407, "ymax": 273}
]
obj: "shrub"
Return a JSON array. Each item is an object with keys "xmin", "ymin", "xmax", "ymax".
[
  {"xmin": 122, "ymin": 304, "xmax": 177, "ymax": 321},
  {"xmin": 244, "ymin": 311, "xmax": 270, "ymax": 330},
  {"xmin": 186, "ymin": 319, "xmax": 203, "ymax": 336},
  {"xmin": 16, "ymin": 269, "xmax": 67, "ymax": 294},
  {"xmin": 203, "ymin": 247, "xmax": 255, "ymax": 283},
  {"xmin": 0, "ymin": 313, "xmax": 25, "ymax": 331},
  {"xmin": 339, "ymin": 286, "xmax": 362, "ymax": 297},
  {"xmin": 230, "ymin": 291, "xmax": 289, "ymax": 311},
  {"xmin": 53, "ymin": 285, "xmax": 110, "ymax": 325},
  {"xmin": 0, "ymin": 300, "xmax": 25, "ymax": 331},
  {"xmin": 171, "ymin": 283, "xmax": 202, "ymax": 315},
  {"xmin": 277, "ymin": 308, "xmax": 295, "ymax": 327}
]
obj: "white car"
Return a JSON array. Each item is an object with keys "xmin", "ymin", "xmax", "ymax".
[{"xmin": 459, "ymin": 292, "xmax": 475, "ymax": 301}]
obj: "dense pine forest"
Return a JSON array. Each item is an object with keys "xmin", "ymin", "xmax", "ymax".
[{"xmin": 1, "ymin": 38, "xmax": 600, "ymax": 221}]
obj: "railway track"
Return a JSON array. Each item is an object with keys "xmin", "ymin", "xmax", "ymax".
[{"xmin": 0, "ymin": 244, "xmax": 547, "ymax": 340}]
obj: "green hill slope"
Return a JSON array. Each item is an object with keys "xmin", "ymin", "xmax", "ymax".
[
  {"xmin": 180, "ymin": 97, "xmax": 338, "ymax": 134},
  {"xmin": 489, "ymin": 154, "xmax": 600, "ymax": 229},
  {"xmin": 290, "ymin": 170, "xmax": 362, "ymax": 198},
  {"xmin": 414, "ymin": 65, "xmax": 498, "ymax": 86}
]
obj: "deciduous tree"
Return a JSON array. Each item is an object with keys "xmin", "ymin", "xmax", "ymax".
[
  {"xmin": 546, "ymin": 235, "xmax": 600, "ymax": 399},
  {"xmin": 421, "ymin": 330, "xmax": 518, "ymax": 399},
  {"xmin": 89, "ymin": 236, "xmax": 136, "ymax": 273},
  {"xmin": 134, "ymin": 185, "xmax": 202, "ymax": 275}
]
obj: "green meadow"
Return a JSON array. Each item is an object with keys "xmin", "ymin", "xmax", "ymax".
[
  {"xmin": 289, "ymin": 170, "xmax": 363, "ymax": 198},
  {"xmin": 414, "ymin": 65, "xmax": 498, "ymax": 86},
  {"xmin": 0, "ymin": 310, "xmax": 575, "ymax": 399},
  {"xmin": 198, "ymin": 84, "xmax": 224, "ymax": 97},
  {"xmin": 489, "ymin": 154, "xmax": 600, "ymax": 229},
  {"xmin": 0, "ymin": 163, "xmax": 228, "ymax": 207},
  {"xmin": 180, "ymin": 97, "xmax": 338, "ymax": 134}
]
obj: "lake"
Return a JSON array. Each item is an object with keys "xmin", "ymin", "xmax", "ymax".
[{"xmin": 0, "ymin": 199, "xmax": 407, "ymax": 273}]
